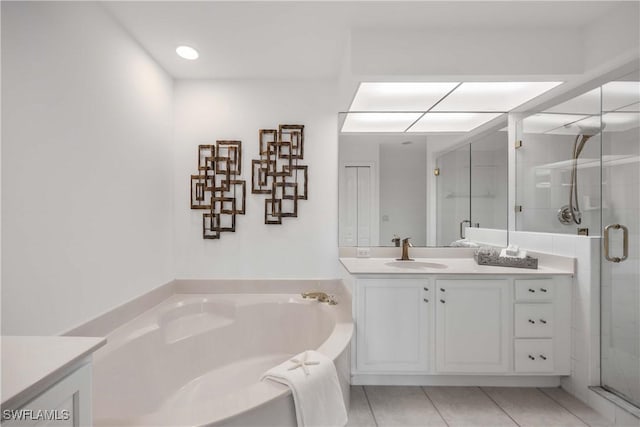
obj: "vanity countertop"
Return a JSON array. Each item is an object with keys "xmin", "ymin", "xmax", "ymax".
[
  {"xmin": 1, "ymin": 335, "xmax": 106, "ymax": 409},
  {"xmin": 340, "ymin": 256, "xmax": 574, "ymax": 276}
]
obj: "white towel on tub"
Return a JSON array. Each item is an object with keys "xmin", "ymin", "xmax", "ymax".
[{"xmin": 261, "ymin": 350, "xmax": 347, "ymax": 427}]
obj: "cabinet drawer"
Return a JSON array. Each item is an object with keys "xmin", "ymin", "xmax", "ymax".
[
  {"xmin": 515, "ymin": 304, "xmax": 554, "ymax": 337},
  {"xmin": 515, "ymin": 339, "xmax": 554, "ymax": 373},
  {"xmin": 515, "ymin": 279, "xmax": 554, "ymax": 301}
]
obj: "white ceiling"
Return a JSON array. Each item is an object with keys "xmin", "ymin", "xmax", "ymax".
[{"xmin": 104, "ymin": 1, "xmax": 622, "ymax": 79}]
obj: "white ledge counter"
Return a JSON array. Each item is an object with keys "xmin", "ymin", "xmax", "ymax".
[
  {"xmin": 1, "ymin": 335, "xmax": 106, "ymax": 419},
  {"xmin": 340, "ymin": 255, "xmax": 574, "ymax": 276}
]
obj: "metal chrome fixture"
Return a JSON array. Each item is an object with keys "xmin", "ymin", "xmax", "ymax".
[
  {"xmin": 604, "ymin": 223, "xmax": 629, "ymax": 263},
  {"xmin": 397, "ymin": 237, "xmax": 414, "ymax": 261},
  {"xmin": 301, "ymin": 291, "xmax": 337, "ymax": 305},
  {"xmin": 558, "ymin": 124, "xmax": 603, "ymax": 225}
]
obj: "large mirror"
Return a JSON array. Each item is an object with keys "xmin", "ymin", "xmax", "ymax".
[{"xmin": 338, "ymin": 113, "xmax": 509, "ymax": 247}]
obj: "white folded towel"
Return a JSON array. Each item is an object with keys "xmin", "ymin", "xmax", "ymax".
[
  {"xmin": 499, "ymin": 248, "xmax": 527, "ymax": 259},
  {"xmin": 261, "ymin": 350, "xmax": 347, "ymax": 427}
]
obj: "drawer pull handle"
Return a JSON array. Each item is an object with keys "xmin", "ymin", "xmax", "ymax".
[
  {"xmin": 540, "ymin": 288, "xmax": 548, "ymax": 293},
  {"xmin": 528, "ymin": 288, "xmax": 535, "ymax": 293},
  {"xmin": 528, "ymin": 319, "xmax": 535, "ymax": 324},
  {"xmin": 440, "ymin": 299, "xmax": 446, "ymax": 304},
  {"xmin": 423, "ymin": 298, "xmax": 429, "ymax": 303},
  {"xmin": 540, "ymin": 319, "xmax": 547, "ymax": 324},
  {"xmin": 540, "ymin": 355, "xmax": 547, "ymax": 360},
  {"xmin": 424, "ymin": 287, "xmax": 429, "ymax": 291},
  {"xmin": 528, "ymin": 355, "xmax": 536, "ymax": 360}
]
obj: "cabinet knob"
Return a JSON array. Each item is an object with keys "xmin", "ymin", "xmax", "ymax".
[
  {"xmin": 540, "ymin": 288, "xmax": 548, "ymax": 293},
  {"xmin": 423, "ymin": 298, "xmax": 429, "ymax": 303},
  {"xmin": 540, "ymin": 355, "xmax": 547, "ymax": 360},
  {"xmin": 440, "ymin": 288, "xmax": 445, "ymax": 292},
  {"xmin": 540, "ymin": 319, "xmax": 547, "ymax": 324},
  {"xmin": 440, "ymin": 299, "xmax": 446, "ymax": 304},
  {"xmin": 528, "ymin": 288, "xmax": 535, "ymax": 293},
  {"xmin": 528, "ymin": 355, "xmax": 536, "ymax": 360},
  {"xmin": 424, "ymin": 287, "xmax": 429, "ymax": 291},
  {"xmin": 528, "ymin": 319, "xmax": 535, "ymax": 324}
]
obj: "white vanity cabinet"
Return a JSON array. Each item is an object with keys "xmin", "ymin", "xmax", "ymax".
[
  {"xmin": 350, "ymin": 273, "xmax": 572, "ymax": 385},
  {"xmin": 355, "ymin": 279, "xmax": 431, "ymax": 372},
  {"xmin": 435, "ymin": 280, "xmax": 510, "ymax": 373}
]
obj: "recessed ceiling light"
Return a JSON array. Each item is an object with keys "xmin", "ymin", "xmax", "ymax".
[
  {"xmin": 407, "ymin": 113, "xmax": 503, "ymax": 133},
  {"xmin": 341, "ymin": 112, "xmax": 422, "ymax": 133},
  {"xmin": 176, "ymin": 45, "xmax": 199, "ymax": 60},
  {"xmin": 432, "ymin": 82, "xmax": 562, "ymax": 112},
  {"xmin": 350, "ymin": 82, "xmax": 459, "ymax": 112}
]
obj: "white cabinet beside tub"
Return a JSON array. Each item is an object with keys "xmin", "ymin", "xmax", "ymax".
[{"xmin": 352, "ymin": 276, "xmax": 571, "ymax": 384}]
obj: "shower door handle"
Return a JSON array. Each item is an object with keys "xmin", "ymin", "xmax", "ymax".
[
  {"xmin": 459, "ymin": 220, "xmax": 471, "ymax": 239},
  {"xmin": 604, "ymin": 224, "xmax": 629, "ymax": 263}
]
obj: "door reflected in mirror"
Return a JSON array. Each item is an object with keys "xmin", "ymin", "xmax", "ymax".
[{"xmin": 339, "ymin": 135, "xmax": 427, "ymax": 246}]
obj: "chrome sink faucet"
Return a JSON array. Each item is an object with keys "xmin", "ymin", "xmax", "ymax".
[
  {"xmin": 301, "ymin": 291, "xmax": 337, "ymax": 305},
  {"xmin": 397, "ymin": 237, "xmax": 414, "ymax": 261}
]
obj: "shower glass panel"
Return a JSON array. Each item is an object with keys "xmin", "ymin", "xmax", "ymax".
[
  {"xmin": 471, "ymin": 131, "xmax": 508, "ymax": 232},
  {"xmin": 601, "ymin": 71, "xmax": 640, "ymax": 407},
  {"xmin": 516, "ymin": 89, "xmax": 602, "ymax": 235},
  {"xmin": 436, "ymin": 145, "xmax": 471, "ymax": 246}
]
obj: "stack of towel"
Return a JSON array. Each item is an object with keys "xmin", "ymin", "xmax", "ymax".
[{"xmin": 262, "ymin": 350, "xmax": 347, "ymax": 427}]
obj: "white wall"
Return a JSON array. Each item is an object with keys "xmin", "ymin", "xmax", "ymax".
[
  {"xmin": 1, "ymin": 2, "xmax": 174, "ymax": 335},
  {"xmin": 173, "ymin": 80, "xmax": 339, "ymax": 278}
]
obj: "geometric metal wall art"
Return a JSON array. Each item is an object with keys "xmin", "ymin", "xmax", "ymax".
[
  {"xmin": 190, "ymin": 140, "xmax": 246, "ymax": 239},
  {"xmin": 251, "ymin": 124, "xmax": 307, "ymax": 224}
]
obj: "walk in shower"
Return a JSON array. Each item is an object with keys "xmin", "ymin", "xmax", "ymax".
[
  {"xmin": 517, "ymin": 70, "xmax": 640, "ymax": 409},
  {"xmin": 601, "ymin": 71, "xmax": 640, "ymax": 408}
]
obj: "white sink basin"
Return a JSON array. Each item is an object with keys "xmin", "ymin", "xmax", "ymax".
[{"xmin": 385, "ymin": 261, "xmax": 448, "ymax": 270}]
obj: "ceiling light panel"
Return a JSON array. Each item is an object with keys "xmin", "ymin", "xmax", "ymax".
[
  {"xmin": 432, "ymin": 82, "xmax": 562, "ymax": 112},
  {"xmin": 407, "ymin": 113, "xmax": 503, "ymax": 133},
  {"xmin": 544, "ymin": 88, "xmax": 600, "ymax": 115},
  {"xmin": 602, "ymin": 81, "xmax": 640, "ymax": 112},
  {"xmin": 522, "ymin": 113, "xmax": 590, "ymax": 134},
  {"xmin": 341, "ymin": 112, "xmax": 422, "ymax": 133},
  {"xmin": 349, "ymin": 82, "xmax": 459, "ymax": 112}
]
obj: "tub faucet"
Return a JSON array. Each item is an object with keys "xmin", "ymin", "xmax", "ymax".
[
  {"xmin": 397, "ymin": 237, "xmax": 414, "ymax": 261},
  {"xmin": 301, "ymin": 291, "xmax": 337, "ymax": 305}
]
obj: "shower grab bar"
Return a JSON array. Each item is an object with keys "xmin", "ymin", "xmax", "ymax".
[
  {"xmin": 459, "ymin": 220, "xmax": 471, "ymax": 239},
  {"xmin": 604, "ymin": 223, "xmax": 629, "ymax": 263}
]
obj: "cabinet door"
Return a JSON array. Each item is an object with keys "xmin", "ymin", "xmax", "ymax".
[
  {"xmin": 3, "ymin": 363, "xmax": 92, "ymax": 427},
  {"xmin": 436, "ymin": 280, "xmax": 510, "ymax": 373},
  {"xmin": 356, "ymin": 279, "xmax": 430, "ymax": 372}
]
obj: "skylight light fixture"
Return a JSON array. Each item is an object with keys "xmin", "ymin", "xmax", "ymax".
[
  {"xmin": 431, "ymin": 82, "xmax": 562, "ymax": 112},
  {"xmin": 349, "ymin": 82, "xmax": 459, "ymax": 112},
  {"xmin": 176, "ymin": 45, "xmax": 199, "ymax": 60},
  {"xmin": 407, "ymin": 112, "xmax": 503, "ymax": 133},
  {"xmin": 522, "ymin": 113, "xmax": 591, "ymax": 134},
  {"xmin": 341, "ymin": 112, "xmax": 422, "ymax": 133}
]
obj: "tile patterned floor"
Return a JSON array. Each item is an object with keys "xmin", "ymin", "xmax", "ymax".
[{"xmin": 347, "ymin": 386, "xmax": 615, "ymax": 427}]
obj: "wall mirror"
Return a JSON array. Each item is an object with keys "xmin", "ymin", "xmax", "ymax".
[{"xmin": 338, "ymin": 112, "xmax": 509, "ymax": 247}]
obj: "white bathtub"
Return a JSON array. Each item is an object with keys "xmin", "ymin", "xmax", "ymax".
[{"xmin": 92, "ymin": 289, "xmax": 353, "ymax": 426}]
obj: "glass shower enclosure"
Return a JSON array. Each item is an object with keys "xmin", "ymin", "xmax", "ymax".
[
  {"xmin": 600, "ymin": 71, "xmax": 640, "ymax": 407},
  {"xmin": 516, "ymin": 70, "xmax": 640, "ymax": 409}
]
